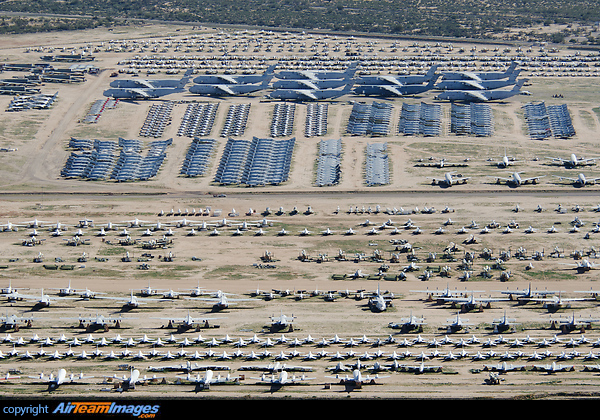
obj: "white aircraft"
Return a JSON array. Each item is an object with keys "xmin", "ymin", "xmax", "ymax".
[
  {"xmin": 554, "ymin": 173, "xmax": 600, "ymax": 187},
  {"xmin": 29, "ymin": 368, "xmax": 94, "ymax": 390},
  {"xmin": 177, "ymin": 370, "xmax": 236, "ymax": 390},
  {"xmin": 104, "ymin": 369, "xmax": 160, "ymax": 391},
  {"xmin": 321, "ymin": 228, "xmax": 336, "ymax": 236},
  {"xmin": 492, "ymin": 172, "xmax": 544, "ymax": 187},
  {"xmin": 532, "ymin": 361, "xmax": 574, "ymax": 373},
  {"xmin": 326, "ymin": 369, "xmax": 389, "ymax": 387},
  {"xmin": 493, "ymin": 149, "xmax": 521, "ymax": 168},
  {"xmin": 525, "ymin": 292, "xmax": 589, "ymax": 310},
  {"xmin": 298, "ymin": 228, "xmax": 312, "ymax": 236},
  {"xmin": 483, "ymin": 361, "xmax": 526, "ymax": 373},
  {"xmin": 429, "ymin": 172, "xmax": 469, "ymax": 187},
  {"xmin": 546, "ymin": 153, "xmax": 598, "ymax": 168},
  {"xmin": 254, "ymin": 370, "xmax": 315, "ymax": 388}
]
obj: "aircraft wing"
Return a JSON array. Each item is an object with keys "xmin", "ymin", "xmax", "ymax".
[
  {"xmin": 127, "ymin": 89, "xmax": 151, "ymax": 98},
  {"xmin": 380, "ymin": 85, "xmax": 403, "ymax": 96},
  {"xmin": 298, "ymin": 90, "xmax": 318, "ymax": 100},
  {"xmin": 216, "ymin": 85, "xmax": 237, "ymax": 95},
  {"xmin": 463, "ymin": 91, "xmax": 489, "ymax": 101}
]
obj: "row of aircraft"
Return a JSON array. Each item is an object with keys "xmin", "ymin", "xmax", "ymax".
[
  {"xmin": 103, "ymin": 61, "xmax": 528, "ymax": 102},
  {"xmin": 429, "ymin": 171, "xmax": 600, "ymax": 188}
]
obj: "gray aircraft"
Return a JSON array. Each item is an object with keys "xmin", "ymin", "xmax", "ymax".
[
  {"xmin": 110, "ymin": 69, "xmax": 193, "ymax": 89},
  {"xmin": 440, "ymin": 62, "xmax": 518, "ymax": 81},
  {"xmin": 355, "ymin": 64, "xmax": 439, "ymax": 86},
  {"xmin": 103, "ymin": 70, "xmax": 192, "ymax": 100},
  {"xmin": 272, "ymin": 65, "xmax": 357, "ymax": 90},
  {"xmin": 266, "ymin": 82, "xmax": 354, "ymax": 101},
  {"xmin": 275, "ymin": 62, "xmax": 358, "ymax": 80},
  {"xmin": 188, "ymin": 73, "xmax": 273, "ymax": 96},
  {"xmin": 435, "ymin": 79, "xmax": 528, "ymax": 102},
  {"xmin": 192, "ymin": 65, "xmax": 276, "ymax": 85},
  {"xmin": 435, "ymin": 69, "xmax": 521, "ymax": 91},
  {"xmin": 353, "ymin": 75, "xmax": 440, "ymax": 97}
]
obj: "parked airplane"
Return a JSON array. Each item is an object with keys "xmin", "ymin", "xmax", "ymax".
[
  {"xmin": 493, "ymin": 148, "xmax": 521, "ymax": 168},
  {"xmin": 275, "ymin": 62, "xmax": 358, "ymax": 81},
  {"xmin": 532, "ymin": 361, "xmax": 575, "ymax": 373},
  {"xmin": 176, "ymin": 370, "xmax": 237, "ymax": 390},
  {"xmin": 103, "ymin": 69, "xmax": 192, "ymax": 99},
  {"xmin": 254, "ymin": 370, "xmax": 315, "ymax": 389},
  {"xmin": 435, "ymin": 79, "xmax": 527, "ymax": 102},
  {"xmin": 353, "ymin": 75, "xmax": 439, "ymax": 97},
  {"xmin": 491, "ymin": 172, "xmax": 544, "ymax": 187},
  {"xmin": 272, "ymin": 65, "xmax": 357, "ymax": 89},
  {"xmin": 440, "ymin": 62, "xmax": 518, "ymax": 81},
  {"xmin": 326, "ymin": 369, "xmax": 389, "ymax": 388},
  {"xmin": 483, "ymin": 361, "xmax": 526, "ymax": 373},
  {"xmin": 554, "ymin": 173, "xmax": 600, "ymax": 187},
  {"xmin": 546, "ymin": 153, "xmax": 598, "ymax": 168},
  {"xmin": 429, "ymin": 172, "xmax": 470, "ymax": 187},
  {"xmin": 267, "ymin": 82, "xmax": 354, "ymax": 101},
  {"xmin": 193, "ymin": 65, "xmax": 276, "ymax": 85},
  {"xmin": 29, "ymin": 368, "xmax": 94, "ymax": 390},
  {"xmin": 355, "ymin": 64, "xmax": 439, "ymax": 86},
  {"xmin": 110, "ymin": 69, "xmax": 194, "ymax": 89},
  {"xmin": 435, "ymin": 69, "xmax": 521, "ymax": 91},
  {"xmin": 104, "ymin": 368, "xmax": 159, "ymax": 392},
  {"xmin": 189, "ymin": 72, "xmax": 273, "ymax": 96}
]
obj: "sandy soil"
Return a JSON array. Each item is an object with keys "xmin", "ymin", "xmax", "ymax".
[{"xmin": 0, "ymin": 24, "xmax": 599, "ymax": 401}]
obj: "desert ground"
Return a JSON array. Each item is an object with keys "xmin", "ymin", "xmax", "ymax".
[{"xmin": 0, "ymin": 24, "xmax": 599, "ymax": 401}]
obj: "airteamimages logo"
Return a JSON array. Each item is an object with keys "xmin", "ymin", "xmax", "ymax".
[{"xmin": 52, "ymin": 402, "xmax": 160, "ymax": 417}]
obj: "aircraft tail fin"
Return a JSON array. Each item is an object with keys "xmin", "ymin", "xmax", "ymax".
[
  {"xmin": 427, "ymin": 74, "xmax": 441, "ymax": 87},
  {"xmin": 512, "ymin": 79, "xmax": 528, "ymax": 91},
  {"xmin": 260, "ymin": 74, "xmax": 274, "ymax": 87},
  {"xmin": 344, "ymin": 62, "xmax": 359, "ymax": 78},
  {"xmin": 264, "ymin": 65, "xmax": 277, "ymax": 75},
  {"xmin": 426, "ymin": 64, "xmax": 440, "ymax": 79},
  {"xmin": 508, "ymin": 69, "xmax": 521, "ymax": 82},
  {"xmin": 178, "ymin": 69, "xmax": 194, "ymax": 88},
  {"xmin": 505, "ymin": 62, "xmax": 518, "ymax": 75}
]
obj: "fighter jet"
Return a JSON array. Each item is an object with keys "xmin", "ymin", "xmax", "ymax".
[
  {"xmin": 491, "ymin": 172, "xmax": 544, "ymax": 187},
  {"xmin": 267, "ymin": 82, "xmax": 354, "ymax": 101},
  {"xmin": 103, "ymin": 69, "xmax": 192, "ymax": 100},
  {"xmin": 435, "ymin": 79, "xmax": 528, "ymax": 102}
]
